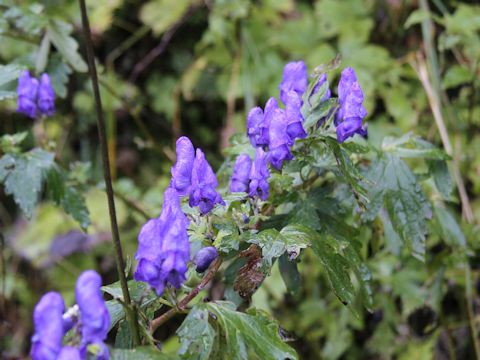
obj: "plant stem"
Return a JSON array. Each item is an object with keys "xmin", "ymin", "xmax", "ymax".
[
  {"xmin": 78, "ymin": 0, "xmax": 141, "ymax": 345},
  {"xmin": 150, "ymin": 258, "xmax": 223, "ymax": 333}
]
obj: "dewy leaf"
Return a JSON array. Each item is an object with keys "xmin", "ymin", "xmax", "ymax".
[
  {"xmin": 177, "ymin": 307, "xmax": 216, "ymax": 360},
  {"xmin": 364, "ymin": 154, "xmax": 432, "ymax": 261},
  {"xmin": 0, "ymin": 149, "xmax": 54, "ymax": 218},
  {"xmin": 47, "ymin": 19, "xmax": 88, "ymax": 72},
  {"xmin": 194, "ymin": 301, "xmax": 298, "ymax": 360}
]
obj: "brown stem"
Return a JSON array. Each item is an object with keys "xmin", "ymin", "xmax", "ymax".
[
  {"xmin": 150, "ymin": 258, "xmax": 222, "ymax": 333},
  {"xmin": 78, "ymin": 0, "xmax": 141, "ymax": 345}
]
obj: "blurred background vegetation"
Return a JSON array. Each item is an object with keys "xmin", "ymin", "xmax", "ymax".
[{"xmin": 1, "ymin": 0, "xmax": 480, "ymax": 358}]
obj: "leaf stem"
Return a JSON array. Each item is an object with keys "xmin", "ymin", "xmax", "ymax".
[
  {"xmin": 77, "ymin": 0, "xmax": 141, "ymax": 345},
  {"xmin": 150, "ymin": 258, "xmax": 223, "ymax": 334}
]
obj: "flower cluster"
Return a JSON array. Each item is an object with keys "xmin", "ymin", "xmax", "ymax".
[
  {"xmin": 30, "ymin": 270, "xmax": 110, "ymax": 360},
  {"xmin": 135, "ymin": 136, "xmax": 224, "ymax": 295},
  {"xmin": 233, "ymin": 61, "xmax": 367, "ymax": 201},
  {"xmin": 17, "ymin": 71, "xmax": 55, "ymax": 119}
]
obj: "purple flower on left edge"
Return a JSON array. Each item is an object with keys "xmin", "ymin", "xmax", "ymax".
[
  {"xmin": 17, "ymin": 70, "xmax": 39, "ymax": 119},
  {"xmin": 279, "ymin": 61, "xmax": 308, "ymax": 104},
  {"xmin": 335, "ymin": 67, "xmax": 368, "ymax": 143},
  {"xmin": 31, "ymin": 292, "xmax": 65, "ymax": 360},
  {"xmin": 134, "ymin": 188, "xmax": 190, "ymax": 296},
  {"xmin": 75, "ymin": 270, "xmax": 110, "ymax": 357}
]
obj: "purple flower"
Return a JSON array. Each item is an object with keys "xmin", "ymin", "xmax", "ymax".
[
  {"xmin": 230, "ymin": 154, "xmax": 252, "ymax": 193},
  {"xmin": 135, "ymin": 188, "xmax": 190, "ymax": 295},
  {"xmin": 284, "ymin": 91, "xmax": 306, "ymax": 145},
  {"xmin": 194, "ymin": 246, "xmax": 218, "ymax": 272},
  {"xmin": 247, "ymin": 98, "xmax": 278, "ymax": 148},
  {"xmin": 267, "ymin": 108, "xmax": 293, "ymax": 170},
  {"xmin": 249, "ymin": 148, "xmax": 270, "ymax": 200},
  {"xmin": 189, "ymin": 149, "xmax": 225, "ymax": 214},
  {"xmin": 31, "ymin": 292, "xmax": 65, "ymax": 360},
  {"xmin": 279, "ymin": 61, "xmax": 308, "ymax": 104},
  {"xmin": 335, "ymin": 68, "xmax": 368, "ymax": 143},
  {"xmin": 17, "ymin": 70, "xmax": 39, "ymax": 119},
  {"xmin": 58, "ymin": 347, "xmax": 82, "ymax": 360},
  {"xmin": 37, "ymin": 73, "xmax": 55, "ymax": 116},
  {"xmin": 171, "ymin": 137, "xmax": 195, "ymax": 195},
  {"xmin": 75, "ymin": 271, "xmax": 110, "ymax": 347}
]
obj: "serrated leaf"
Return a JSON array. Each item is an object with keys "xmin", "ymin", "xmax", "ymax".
[
  {"xmin": 192, "ymin": 301, "xmax": 298, "ymax": 360},
  {"xmin": 365, "ymin": 154, "xmax": 432, "ymax": 261},
  {"xmin": 47, "ymin": 19, "xmax": 87, "ymax": 72},
  {"xmin": 382, "ymin": 134, "xmax": 449, "ymax": 160},
  {"xmin": 111, "ymin": 347, "xmax": 178, "ymax": 359},
  {"xmin": 46, "ymin": 54, "xmax": 72, "ymax": 98},
  {"xmin": 0, "ymin": 149, "xmax": 54, "ymax": 218},
  {"xmin": 177, "ymin": 307, "xmax": 216, "ymax": 360}
]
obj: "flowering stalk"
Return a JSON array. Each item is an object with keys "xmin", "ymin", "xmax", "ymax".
[{"xmin": 78, "ymin": 0, "xmax": 141, "ymax": 345}]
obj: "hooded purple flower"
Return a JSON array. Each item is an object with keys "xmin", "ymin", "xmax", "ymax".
[
  {"xmin": 134, "ymin": 188, "xmax": 190, "ymax": 295},
  {"xmin": 17, "ymin": 70, "xmax": 39, "ymax": 119},
  {"xmin": 249, "ymin": 148, "xmax": 270, "ymax": 200},
  {"xmin": 31, "ymin": 292, "xmax": 65, "ymax": 360},
  {"xmin": 58, "ymin": 347, "xmax": 82, "ymax": 360},
  {"xmin": 37, "ymin": 73, "xmax": 55, "ymax": 116},
  {"xmin": 230, "ymin": 154, "xmax": 252, "ymax": 193},
  {"xmin": 194, "ymin": 246, "xmax": 218, "ymax": 273},
  {"xmin": 189, "ymin": 149, "xmax": 225, "ymax": 214},
  {"xmin": 267, "ymin": 108, "xmax": 293, "ymax": 170},
  {"xmin": 335, "ymin": 68, "xmax": 368, "ymax": 143},
  {"xmin": 171, "ymin": 137, "xmax": 195, "ymax": 195},
  {"xmin": 284, "ymin": 91, "xmax": 306, "ymax": 145},
  {"xmin": 247, "ymin": 98, "xmax": 278, "ymax": 148},
  {"xmin": 75, "ymin": 270, "xmax": 110, "ymax": 348},
  {"xmin": 279, "ymin": 61, "xmax": 308, "ymax": 104}
]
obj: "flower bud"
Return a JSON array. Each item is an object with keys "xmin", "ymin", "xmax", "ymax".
[
  {"xmin": 17, "ymin": 70, "xmax": 39, "ymax": 119},
  {"xmin": 194, "ymin": 246, "xmax": 218, "ymax": 273},
  {"xmin": 37, "ymin": 73, "xmax": 55, "ymax": 116},
  {"xmin": 230, "ymin": 154, "xmax": 252, "ymax": 193},
  {"xmin": 279, "ymin": 61, "xmax": 308, "ymax": 104}
]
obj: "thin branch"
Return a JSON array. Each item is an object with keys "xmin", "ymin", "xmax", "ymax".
[
  {"xmin": 150, "ymin": 258, "xmax": 222, "ymax": 333},
  {"xmin": 78, "ymin": 0, "xmax": 141, "ymax": 345}
]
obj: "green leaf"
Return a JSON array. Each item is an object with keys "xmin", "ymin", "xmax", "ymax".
[
  {"xmin": 382, "ymin": 134, "xmax": 450, "ymax": 160},
  {"xmin": 404, "ymin": 9, "xmax": 430, "ymax": 29},
  {"xmin": 111, "ymin": 347, "xmax": 178, "ymax": 359},
  {"xmin": 46, "ymin": 54, "xmax": 72, "ymax": 98},
  {"xmin": 433, "ymin": 205, "xmax": 467, "ymax": 248},
  {"xmin": 187, "ymin": 301, "xmax": 298, "ymax": 360},
  {"xmin": 247, "ymin": 227, "xmax": 310, "ymax": 269},
  {"xmin": 428, "ymin": 160, "xmax": 452, "ymax": 199},
  {"xmin": 177, "ymin": 307, "xmax": 216, "ymax": 360},
  {"xmin": 47, "ymin": 167, "xmax": 90, "ymax": 230},
  {"xmin": 115, "ymin": 320, "xmax": 133, "ymax": 349},
  {"xmin": 364, "ymin": 154, "xmax": 432, "ymax": 261},
  {"xmin": 47, "ymin": 19, "xmax": 88, "ymax": 72},
  {"xmin": 106, "ymin": 300, "xmax": 124, "ymax": 331},
  {"xmin": 102, "ymin": 280, "xmax": 156, "ymax": 305},
  {"xmin": 311, "ymin": 235, "xmax": 356, "ymax": 309},
  {"xmin": 278, "ymin": 254, "xmax": 301, "ymax": 296},
  {"xmin": 0, "ymin": 64, "xmax": 24, "ymax": 100},
  {"xmin": 140, "ymin": 0, "xmax": 193, "ymax": 36},
  {"xmin": 0, "ymin": 149, "xmax": 54, "ymax": 218},
  {"xmin": 442, "ymin": 64, "xmax": 472, "ymax": 89}
]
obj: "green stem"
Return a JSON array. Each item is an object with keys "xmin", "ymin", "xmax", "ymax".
[{"xmin": 77, "ymin": 0, "xmax": 141, "ymax": 345}]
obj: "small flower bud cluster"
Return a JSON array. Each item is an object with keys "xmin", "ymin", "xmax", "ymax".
[
  {"xmin": 16, "ymin": 70, "xmax": 55, "ymax": 119},
  {"xmin": 232, "ymin": 61, "xmax": 367, "ymax": 200},
  {"xmin": 135, "ymin": 136, "xmax": 224, "ymax": 295},
  {"xmin": 30, "ymin": 270, "xmax": 110, "ymax": 360}
]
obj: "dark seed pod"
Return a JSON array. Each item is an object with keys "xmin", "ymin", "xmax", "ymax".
[{"xmin": 194, "ymin": 246, "xmax": 218, "ymax": 273}]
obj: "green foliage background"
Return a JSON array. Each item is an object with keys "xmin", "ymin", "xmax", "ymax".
[{"xmin": 1, "ymin": 0, "xmax": 480, "ymax": 358}]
